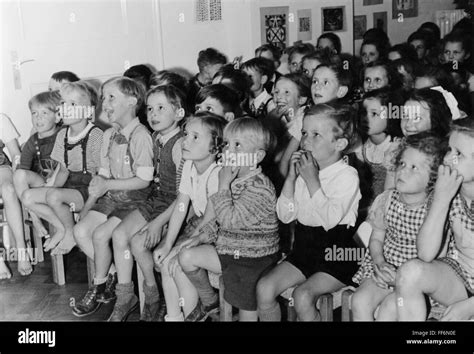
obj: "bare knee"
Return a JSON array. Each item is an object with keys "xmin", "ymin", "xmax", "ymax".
[
  {"xmin": 73, "ymin": 222, "xmax": 90, "ymax": 243},
  {"xmin": 397, "ymin": 259, "xmax": 425, "ymax": 289},
  {"xmin": 178, "ymin": 248, "xmax": 195, "ymax": 272},
  {"xmin": 46, "ymin": 189, "xmax": 62, "ymax": 207},
  {"xmin": 21, "ymin": 189, "xmax": 35, "ymax": 207},
  {"xmin": 293, "ymin": 286, "xmax": 314, "ymax": 312},
  {"xmin": 1, "ymin": 182, "xmax": 16, "ymax": 199},
  {"xmin": 130, "ymin": 234, "xmax": 146, "ymax": 257},
  {"xmin": 13, "ymin": 169, "xmax": 27, "ymax": 183},
  {"xmin": 112, "ymin": 226, "xmax": 128, "ymax": 250},
  {"xmin": 256, "ymin": 276, "xmax": 277, "ymax": 307},
  {"xmin": 92, "ymin": 226, "xmax": 111, "ymax": 247},
  {"xmin": 377, "ymin": 296, "xmax": 397, "ymax": 321},
  {"xmin": 351, "ymin": 287, "xmax": 375, "ymax": 315}
]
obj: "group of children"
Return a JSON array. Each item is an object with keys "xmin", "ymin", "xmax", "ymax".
[{"xmin": 0, "ymin": 18, "xmax": 473, "ymax": 322}]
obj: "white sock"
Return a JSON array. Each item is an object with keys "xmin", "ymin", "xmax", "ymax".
[{"xmin": 164, "ymin": 313, "xmax": 184, "ymax": 322}]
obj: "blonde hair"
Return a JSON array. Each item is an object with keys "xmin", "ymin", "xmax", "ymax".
[{"xmin": 101, "ymin": 76, "xmax": 145, "ymax": 115}]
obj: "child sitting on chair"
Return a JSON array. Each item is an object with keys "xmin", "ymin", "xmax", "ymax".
[{"xmin": 178, "ymin": 118, "xmax": 280, "ymax": 321}]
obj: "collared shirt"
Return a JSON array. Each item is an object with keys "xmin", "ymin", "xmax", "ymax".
[
  {"xmin": 99, "ymin": 117, "xmax": 154, "ymax": 181},
  {"xmin": 155, "ymin": 126, "xmax": 182, "ymax": 167},
  {"xmin": 355, "ymin": 135, "xmax": 393, "ymax": 165},
  {"xmin": 178, "ymin": 160, "xmax": 221, "ymax": 217},
  {"xmin": 277, "ymin": 159, "xmax": 361, "ymax": 231},
  {"xmin": 51, "ymin": 122, "xmax": 102, "ymax": 174},
  {"xmin": 249, "ymin": 90, "xmax": 275, "ymax": 115}
]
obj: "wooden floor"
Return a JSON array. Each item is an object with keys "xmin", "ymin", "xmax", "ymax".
[{"xmin": 0, "ymin": 247, "xmax": 140, "ymax": 321}]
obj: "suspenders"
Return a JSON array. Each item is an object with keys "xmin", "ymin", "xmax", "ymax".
[
  {"xmin": 63, "ymin": 126, "xmax": 98, "ymax": 174},
  {"xmin": 106, "ymin": 125, "xmax": 141, "ymax": 175}
]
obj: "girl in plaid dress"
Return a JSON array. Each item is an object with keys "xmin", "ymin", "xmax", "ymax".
[
  {"xmin": 397, "ymin": 119, "xmax": 474, "ymax": 321},
  {"xmin": 351, "ymin": 132, "xmax": 447, "ymax": 321}
]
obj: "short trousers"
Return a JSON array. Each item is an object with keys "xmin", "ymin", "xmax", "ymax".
[
  {"xmin": 63, "ymin": 172, "xmax": 92, "ymax": 203},
  {"xmin": 218, "ymin": 252, "xmax": 279, "ymax": 311},
  {"xmin": 90, "ymin": 187, "xmax": 150, "ymax": 220},
  {"xmin": 285, "ymin": 223, "xmax": 360, "ymax": 286}
]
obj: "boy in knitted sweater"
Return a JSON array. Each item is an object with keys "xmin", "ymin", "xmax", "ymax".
[{"xmin": 177, "ymin": 117, "xmax": 280, "ymax": 321}]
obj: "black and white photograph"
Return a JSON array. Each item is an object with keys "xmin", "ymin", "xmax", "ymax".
[{"xmin": 0, "ymin": 0, "xmax": 473, "ymax": 352}]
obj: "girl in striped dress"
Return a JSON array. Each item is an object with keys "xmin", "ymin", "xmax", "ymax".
[{"xmin": 351, "ymin": 132, "xmax": 447, "ymax": 321}]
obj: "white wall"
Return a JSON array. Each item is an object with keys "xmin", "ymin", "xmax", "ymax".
[
  {"xmin": 354, "ymin": 0, "xmax": 456, "ymax": 55},
  {"xmin": 1, "ymin": 0, "xmax": 161, "ymax": 141},
  {"xmin": 158, "ymin": 0, "xmax": 354, "ymax": 75},
  {"xmin": 249, "ymin": 0, "xmax": 354, "ymax": 54},
  {"xmin": 158, "ymin": 0, "xmax": 253, "ymax": 75}
]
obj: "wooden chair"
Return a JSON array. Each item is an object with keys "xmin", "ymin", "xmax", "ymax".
[
  {"xmin": 22, "ymin": 208, "xmax": 68, "ymax": 285},
  {"xmin": 208, "ymin": 271, "xmax": 235, "ymax": 322}
]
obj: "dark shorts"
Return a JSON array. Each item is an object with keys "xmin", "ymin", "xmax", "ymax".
[
  {"xmin": 63, "ymin": 172, "xmax": 92, "ymax": 203},
  {"xmin": 285, "ymin": 223, "xmax": 361, "ymax": 286},
  {"xmin": 90, "ymin": 187, "xmax": 150, "ymax": 220},
  {"xmin": 219, "ymin": 253, "xmax": 279, "ymax": 311},
  {"xmin": 137, "ymin": 189, "xmax": 176, "ymax": 222}
]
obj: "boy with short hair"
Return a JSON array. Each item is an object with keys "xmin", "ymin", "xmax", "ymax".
[
  {"xmin": 241, "ymin": 58, "xmax": 276, "ymax": 119},
  {"xmin": 195, "ymin": 84, "xmax": 242, "ymax": 122},
  {"xmin": 72, "ymin": 76, "xmax": 154, "ymax": 317}
]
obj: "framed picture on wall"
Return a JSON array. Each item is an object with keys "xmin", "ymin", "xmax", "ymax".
[
  {"xmin": 321, "ymin": 6, "xmax": 345, "ymax": 32},
  {"xmin": 392, "ymin": 0, "xmax": 418, "ymax": 19},
  {"xmin": 297, "ymin": 9, "xmax": 312, "ymax": 41},
  {"xmin": 373, "ymin": 11, "xmax": 387, "ymax": 34},
  {"xmin": 354, "ymin": 15, "xmax": 367, "ymax": 40},
  {"xmin": 260, "ymin": 6, "xmax": 289, "ymax": 51}
]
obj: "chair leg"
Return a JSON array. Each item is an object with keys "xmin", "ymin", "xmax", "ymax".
[
  {"xmin": 341, "ymin": 289, "xmax": 353, "ymax": 322},
  {"xmin": 286, "ymin": 296, "xmax": 297, "ymax": 322},
  {"xmin": 319, "ymin": 294, "xmax": 333, "ymax": 321},
  {"xmin": 137, "ymin": 264, "xmax": 145, "ymax": 314},
  {"xmin": 23, "ymin": 208, "xmax": 44, "ymax": 263},
  {"xmin": 32, "ymin": 227, "xmax": 44, "ymax": 263},
  {"xmin": 219, "ymin": 276, "xmax": 232, "ymax": 322},
  {"xmin": 47, "ymin": 223, "xmax": 65, "ymax": 285},
  {"xmin": 51, "ymin": 254, "xmax": 65, "ymax": 285}
]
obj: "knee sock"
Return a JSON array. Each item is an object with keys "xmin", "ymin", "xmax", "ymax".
[
  {"xmin": 143, "ymin": 282, "xmax": 160, "ymax": 304},
  {"xmin": 115, "ymin": 282, "xmax": 136, "ymax": 304},
  {"xmin": 258, "ymin": 302, "xmax": 281, "ymax": 322},
  {"xmin": 183, "ymin": 268, "xmax": 218, "ymax": 306}
]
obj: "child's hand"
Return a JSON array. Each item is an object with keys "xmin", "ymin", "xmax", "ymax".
[
  {"xmin": 373, "ymin": 261, "xmax": 396, "ymax": 289},
  {"xmin": 140, "ymin": 219, "xmax": 163, "ymax": 249},
  {"xmin": 296, "ymin": 151, "xmax": 319, "ymax": 185},
  {"xmin": 441, "ymin": 299, "xmax": 474, "ymax": 321},
  {"xmin": 218, "ymin": 165, "xmax": 240, "ymax": 190},
  {"xmin": 88, "ymin": 175, "xmax": 108, "ymax": 198},
  {"xmin": 433, "ymin": 165, "xmax": 463, "ymax": 204},
  {"xmin": 167, "ymin": 253, "xmax": 181, "ymax": 277},
  {"xmin": 287, "ymin": 151, "xmax": 302, "ymax": 181},
  {"xmin": 153, "ymin": 242, "xmax": 171, "ymax": 266}
]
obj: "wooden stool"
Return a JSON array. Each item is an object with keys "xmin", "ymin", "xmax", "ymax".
[
  {"xmin": 23, "ymin": 208, "xmax": 66, "ymax": 285},
  {"xmin": 208, "ymin": 271, "xmax": 235, "ymax": 321}
]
